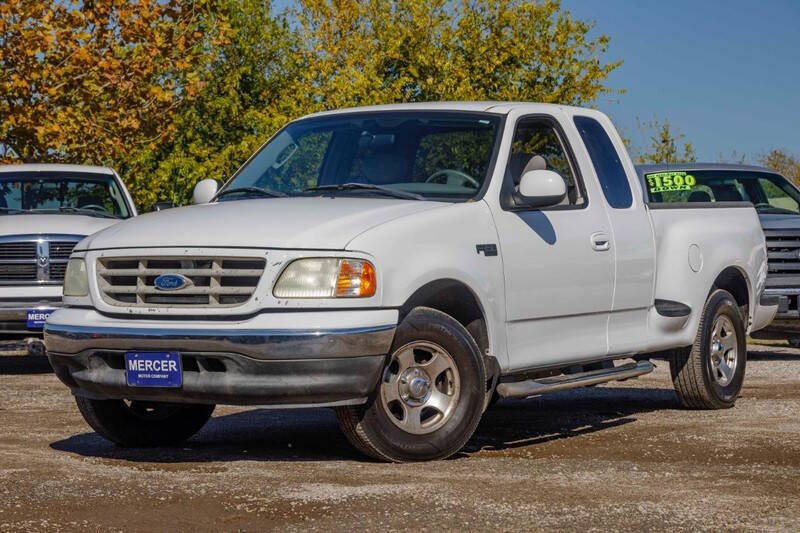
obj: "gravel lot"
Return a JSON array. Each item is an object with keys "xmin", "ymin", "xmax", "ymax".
[{"xmin": 1, "ymin": 343, "xmax": 799, "ymax": 532}]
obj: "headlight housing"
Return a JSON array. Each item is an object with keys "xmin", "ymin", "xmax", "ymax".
[
  {"xmin": 63, "ymin": 258, "xmax": 89, "ymax": 297},
  {"xmin": 273, "ymin": 258, "xmax": 376, "ymax": 298}
]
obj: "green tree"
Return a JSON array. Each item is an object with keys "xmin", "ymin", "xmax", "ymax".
[
  {"xmin": 634, "ymin": 118, "xmax": 696, "ymax": 165},
  {"xmin": 760, "ymin": 148, "xmax": 800, "ymax": 185},
  {"xmin": 123, "ymin": 0, "xmax": 297, "ymax": 208},
  {"xmin": 288, "ymin": 0, "xmax": 621, "ymax": 112}
]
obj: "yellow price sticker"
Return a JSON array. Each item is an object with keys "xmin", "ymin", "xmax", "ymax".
[{"xmin": 646, "ymin": 171, "xmax": 697, "ymax": 193}]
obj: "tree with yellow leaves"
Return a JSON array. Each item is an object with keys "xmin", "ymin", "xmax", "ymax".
[{"xmin": 0, "ymin": 0, "xmax": 224, "ymax": 165}]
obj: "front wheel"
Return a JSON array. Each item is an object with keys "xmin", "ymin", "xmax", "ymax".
[
  {"xmin": 75, "ymin": 396, "xmax": 215, "ymax": 447},
  {"xmin": 669, "ymin": 289, "xmax": 746, "ymax": 409},
  {"xmin": 336, "ymin": 307, "xmax": 486, "ymax": 462}
]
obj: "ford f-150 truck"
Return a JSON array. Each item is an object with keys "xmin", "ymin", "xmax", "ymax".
[
  {"xmin": 44, "ymin": 103, "xmax": 776, "ymax": 462},
  {"xmin": 638, "ymin": 163, "xmax": 800, "ymax": 342},
  {"xmin": 1, "ymin": 164, "xmax": 136, "ymax": 345}
]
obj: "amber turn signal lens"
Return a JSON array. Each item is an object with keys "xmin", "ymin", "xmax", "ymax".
[{"xmin": 336, "ymin": 259, "xmax": 376, "ymax": 298}]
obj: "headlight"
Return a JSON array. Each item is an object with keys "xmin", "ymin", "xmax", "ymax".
[
  {"xmin": 63, "ymin": 258, "xmax": 89, "ymax": 297},
  {"xmin": 273, "ymin": 258, "xmax": 376, "ymax": 298}
]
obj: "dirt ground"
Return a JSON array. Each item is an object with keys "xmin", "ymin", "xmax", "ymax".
[{"xmin": 1, "ymin": 343, "xmax": 799, "ymax": 532}]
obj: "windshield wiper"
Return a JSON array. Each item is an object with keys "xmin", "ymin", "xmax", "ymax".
[
  {"xmin": 304, "ymin": 183, "xmax": 425, "ymax": 201},
  {"xmin": 214, "ymin": 186, "xmax": 287, "ymax": 200},
  {"xmin": 0, "ymin": 207, "xmax": 25, "ymax": 214},
  {"xmin": 55, "ymin": 207, "xmax": 120, "ymax": 219}
]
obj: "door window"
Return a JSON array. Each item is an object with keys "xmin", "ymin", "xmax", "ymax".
[
  {"xmin": 507, "ymin": 120, "xmax": 584, "ymax": 206},
  {"xmin": 574, "ymin": 116, "xmax": 633, "ymax": 209}
]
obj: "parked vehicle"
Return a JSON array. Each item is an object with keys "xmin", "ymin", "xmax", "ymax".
[
  {"xmin": 637, "ymin": 164, "xmax": 799, "ymax": 341},
  {"xmin": 1, "ymin": 164, "xmax": 136, "ymax": 343},
  {"xmin": 44, "ymin": 103, "xmax": 776, "ymax": 461}
]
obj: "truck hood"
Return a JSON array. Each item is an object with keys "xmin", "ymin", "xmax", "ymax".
[
  {"xmin": 78, "ymin": 197, "xmax": 447, "ymax": 251},
  {"xmin": 758, "ymin": 212, "xmax": 800, "ymax": 230},
  {"xmin": 0, "ymin": 214, "xmax": 121, "ymax": 238}
]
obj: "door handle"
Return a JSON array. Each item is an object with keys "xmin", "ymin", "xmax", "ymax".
[{"xmin": 591, "ymin": 232, "xmax": 611, "ymax": 251}]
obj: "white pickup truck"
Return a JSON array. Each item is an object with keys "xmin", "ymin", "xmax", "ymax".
[
  {"xmin": 44, "ymin": 103, "xmax": 776, "ymax": 462},
  {"xmin": 1, "ymin": 164, "xmax": 136, "ymax": 345}
]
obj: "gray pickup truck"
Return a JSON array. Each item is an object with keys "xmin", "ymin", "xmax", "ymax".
[{"xmin": 637, "ymin": 163, "xmax": 800, "ymax": 340}]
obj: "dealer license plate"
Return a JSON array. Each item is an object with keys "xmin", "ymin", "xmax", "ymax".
[
  {"xmin": 124, "ymin": 351, "xmax": 183, "ymax": 388},
  {"xmin": 26, "ymin": 308, "xmax": 55, "ymax": 330}
]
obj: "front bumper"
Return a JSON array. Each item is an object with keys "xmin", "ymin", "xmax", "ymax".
[
  {"xmin": 44, "ymin": 308, "xmax": 398, "ymax": 406},
  {"xmin": 750, "ymin": 291, "xmax": 800, "ymax": 339},
  {"xmin": 0, "ymin": 299, "xmax": 62, "ymax": 336}
]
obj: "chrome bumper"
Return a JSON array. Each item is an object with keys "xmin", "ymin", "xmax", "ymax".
[{"xmin": 43, "ymin": 322, "xmax": 396, "ymax": 360}]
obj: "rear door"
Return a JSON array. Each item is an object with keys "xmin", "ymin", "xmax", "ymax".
[
  {"xmin": 492, "ymin": 113, "xmax": 615, "ymax": 370},
  {"xmin": 572, "ymin": 114, "xmax": 656, "ymax": 355}
]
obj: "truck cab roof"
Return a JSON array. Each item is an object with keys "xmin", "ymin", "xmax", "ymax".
[
  {"xmin": 300, "ymin": 101, "xmax": 603, "ymax": 119},
  {"xmin": 636, "ymin": 162, "xmax": 782, "ymax": 178},
  {"xmin": 0, "ymin": 163, "xmax": 116, "ymax": 175}
]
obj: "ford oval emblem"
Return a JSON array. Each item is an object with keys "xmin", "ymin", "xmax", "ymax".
[{"xmin": 153, "ymin": 273, "xmax": 190, "ymax": 291}]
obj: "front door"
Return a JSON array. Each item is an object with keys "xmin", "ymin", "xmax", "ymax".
[{"xmin": 492, "ymin": 116, "xmax": 615, "ymax": 370}]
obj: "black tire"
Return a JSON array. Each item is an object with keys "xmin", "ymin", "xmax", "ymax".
[
  {"xmin": 669, "ymin": 289, "xmax": 747, "ymax": 409},
  {"xmin": 465, "ymin": 318, "xmax": 499, "ymax": 411},
  {"xmin": 75, "ymin": 396, "xmax": 215, "ymax": 447},
  {"xmin": 336, "ymin": 307, "xmax": 486, "ymax": 462}
]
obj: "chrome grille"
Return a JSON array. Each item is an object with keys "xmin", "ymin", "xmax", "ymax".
[
  {"xmin": 0, "ymin": 242, "xmax": 36, "ymax": 260},
  {"xmin": 97, "ymin": 256, "xmax": 266, "ymax": 307},
  {"xmin": 0, "ymin": 235, "xmax": 83, "ymax": 284},
  {"xmin": 49, "ymin": 241, "xmax": 77, "ymax": 260},
  {"xmin": 765, "ymin": 229, "xmax": 800, "ymax": 289}
]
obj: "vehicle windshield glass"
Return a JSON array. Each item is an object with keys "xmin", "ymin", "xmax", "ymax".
[
  {"xmin": 221, "ymin": 111, "xmax": 502, "ymax": 201},
  {"xmin": 0, "ymin": 172, "xmax": 131, "ymax": 218},
  {"xmin": 644, "ymin": 169, "xmax": 800, "ymax": 214}
]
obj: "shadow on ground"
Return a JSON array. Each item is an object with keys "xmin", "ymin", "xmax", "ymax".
[
  {"xmin": 746, "ymin": 348, "xmax": 800, "ymax": 361},
  {"xmin": 50, "ymin": 385, "xmax": 679, "ymax": 463},
  {"xmin": 0, "ymin": 355, "xmax": 52, "ymax": 375}
]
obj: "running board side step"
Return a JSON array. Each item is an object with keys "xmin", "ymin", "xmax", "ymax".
[{"xmin": 496, "ymin": 361, "xmax": 655, "ymax": 399}]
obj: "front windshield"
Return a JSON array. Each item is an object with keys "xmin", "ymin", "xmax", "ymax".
[
  {"xmin": 222, "ymin": 111, "xmax": 502, "ymax": 201},
  {"xmin": 0, "ymin": 172, "xmax": 131, "ymax": 218},
  {"xmin": 644, "ymin": 169, "xmax": 800, "ymax": 214}
]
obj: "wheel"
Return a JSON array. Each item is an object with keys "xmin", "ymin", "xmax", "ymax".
[
  {"xmin": 336, "ymin": 307, "xmax": 486, "ymax": 462},
  {"xmin": 669, "ymin": 289, "xmax": 746, "ymax": 409},
  {"xmin": 75, "ymin": 396, "xmax": 215, "ymax": 447}
]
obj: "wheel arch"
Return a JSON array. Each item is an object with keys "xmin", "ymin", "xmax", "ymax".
[
  {"xmin": 711, "ymin": 265, "xmax": 751, "ymax": 323},
  {"xmin": 400, "ymin": 279, "xmax": 489, "ymax": 353}
]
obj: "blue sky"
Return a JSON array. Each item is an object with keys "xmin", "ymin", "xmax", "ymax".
[
  {"xmin": 274, "ymin": 0, "xmax": 799, "ymax": 161},
  {"xmin": 564, "ymin": 0, "xmax": 800, "ymax": 161}
]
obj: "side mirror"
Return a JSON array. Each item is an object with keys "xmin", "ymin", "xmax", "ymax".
[
  {"xmin": 193, "ymin": 179, "xmax": 220, "ymax": 204},
  {"xmin": 152, "ymin": 201, "xmax": 176, "ymax": 212},
  {"xmin": 518, "ymin": 169, "xmax": 567, "ymax": 207}
]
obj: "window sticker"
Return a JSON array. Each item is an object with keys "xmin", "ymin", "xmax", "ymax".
[{"xmin": 645, "ymin": 171, "xmax": 697, "ymax": 193}]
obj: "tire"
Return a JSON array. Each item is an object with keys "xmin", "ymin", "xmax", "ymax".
[
  {"xmin": 75, "ymin": 396, "xmax": 215, "ymax": 447},
  {"xmin": 669, "ymin": 289, "xmax": 747, "ymax": 409},
  {"xmin": 465, "ymin": 318, "xmax": 499, "ymax": 411},
  {"xmin": 336, "ymin": 307, "xmax": 486, "ymax": 462}
]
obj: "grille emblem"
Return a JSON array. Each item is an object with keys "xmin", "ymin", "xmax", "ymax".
[
  {"xmin": 36, "ymin": 240, "xmax": 50, "ymax": 281},
  {"xmin": 154, "ymin": 273, "xmax": 191, "ymax": 291}
]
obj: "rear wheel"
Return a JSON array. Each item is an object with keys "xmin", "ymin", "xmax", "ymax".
[
  {"xmin": 669, "ymin": 289, "xmax": 746, "ymax": 409},
  {"xmin": 75, "ymin": 396, "xmax": 215, "ymax": 447},
  {"xmin": 336, "ymin": 307, "xmax": 485, "ymax": 462}
]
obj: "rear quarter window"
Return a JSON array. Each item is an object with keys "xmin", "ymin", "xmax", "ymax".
[{"xmin": 573, "ymin": 116, "xmax": 633, "ymax": 209}]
